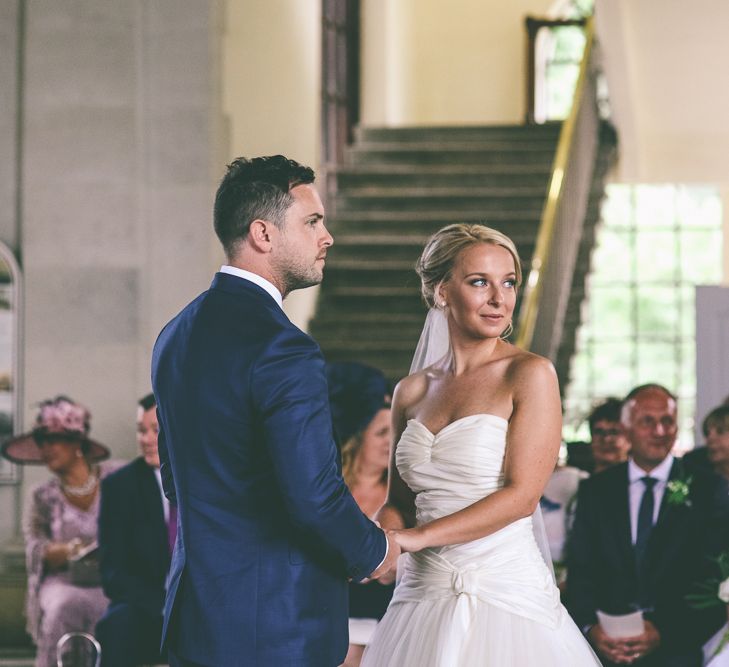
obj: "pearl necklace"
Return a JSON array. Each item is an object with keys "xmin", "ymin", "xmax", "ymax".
[{"xmin": 61, "ymin": 471, "xmax": 99, "ymax": 497}]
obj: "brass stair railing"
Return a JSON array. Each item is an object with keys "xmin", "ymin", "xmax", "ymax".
[{"xmin": 515, "ymin": 16, "xmax": 602, "ymax": 358}]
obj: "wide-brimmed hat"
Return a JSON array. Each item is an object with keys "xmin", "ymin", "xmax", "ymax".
[
  {"xmin": 1, "ymin": 396, "xmax": 110, "ymax": 465},
  {"xmin": 326, "ymin": 362, "xmax": 391, "ymax": 445}
]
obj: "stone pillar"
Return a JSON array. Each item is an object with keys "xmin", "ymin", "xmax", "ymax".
[{"xmin": 9, "ymin": 0, "xmax": 223, "ymax": 540}]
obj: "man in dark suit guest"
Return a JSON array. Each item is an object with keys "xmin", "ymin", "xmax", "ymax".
[
  {"xmin": 567, "ymin": 384, "xmax": 728, "ymax": 667},
  {"xmin": 96, "ymin": 393, "xmax": 171, "ymax": 666}
]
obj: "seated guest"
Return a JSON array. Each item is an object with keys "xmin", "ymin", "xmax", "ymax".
[
  {"xmin": 1, "ymin": 396, "xmax": 114, "ymax": 667},
  {"xmin": 327, "ymin": 362, "xmax": 394, "ymax": 667},
  {"xmin": 684, "ymin": 403, "xmax": 729, "ymax": 475},
  {"xmin": 704, "ymin": 404, "xmax": 729, "ymax": 481},
  {"xmin": 567, "ymin": 384, "xmax": 728, "ymax": 666},
  {"xmin": 589, "ymin": 397, "xmax": 631, "ymax": 474},
  {"xmin": 96, "ymin": 393, "xmax": 170, "ymax": 667}
]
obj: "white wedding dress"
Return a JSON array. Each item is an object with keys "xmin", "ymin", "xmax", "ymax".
[{"xmin": 361, "ymin": 413, "xmax": 600, "ymax": 666}]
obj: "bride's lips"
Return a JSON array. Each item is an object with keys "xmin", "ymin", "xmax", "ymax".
[{"xmin": 481, "ymin": 314, "xmax": 503, "ymax": 322}]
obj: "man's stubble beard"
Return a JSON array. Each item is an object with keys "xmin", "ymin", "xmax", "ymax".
[{"xmin": 273, "ymin": 251, "xmax": 324, "ymax": 296}]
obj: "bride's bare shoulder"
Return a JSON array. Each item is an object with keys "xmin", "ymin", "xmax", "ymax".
[
  {"xmin": 393, "ymin": 366, "xmax": 440, "ymax": 413},
  {"xmin": 504, "ymin": 347, "xmax": 558, "ymax": 395}
]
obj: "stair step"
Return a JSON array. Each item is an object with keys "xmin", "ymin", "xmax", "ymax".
[
  {"xmin": 355, "ymin": 124, "xmax": 563, "ymax": 143},
  {"xmin": 348, "ymin": 147, "xmax": 556, "ymax": 167},
  {"xmin": 338, "ymin": 186, "xmax": 548, "ymax": 198}
]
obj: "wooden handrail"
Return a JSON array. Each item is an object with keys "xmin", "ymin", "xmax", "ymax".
[
  {"xmin": 515, "ymin": 16, "xmax": 595, "ymax": 350},
  {"xmin": 524, "ymin": 16, "xmax": 587, "ymax": 124}
]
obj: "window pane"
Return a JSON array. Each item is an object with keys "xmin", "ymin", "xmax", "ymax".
[
  {"xmin": 635, "ymin": 185, "xmax": 677, "ymax": 228},
  {"xmin": 680, "ymin": 229, "xmax": 723, "ymax": 283},
  {"xmin": 680, "ymin": 286, "xmax": 695, "ymax": 339},
  {"xmin": 590, "ymin": 342, "xmax": 634, "ymax": 397},
  {"xmin": 590, "ymin": 228, "xmax": 632, "ymax": 283},
  {"xmin": 589, "ymin": 286, "xmax": 632, "ymax": 338},
  {"xmin": 636, "ymin": 287, "xmax": 678, "ymax": 338},
  {"xmin": 636, "ymin": 230, "xmax": 677, "ymax": 282},
  {"xmin": 677, "ymin": 187, "xmax": 722, "ymax": 228},
  {"xmin": 636, "ymin": 342, "xmax": 678, "ymax": 389}
]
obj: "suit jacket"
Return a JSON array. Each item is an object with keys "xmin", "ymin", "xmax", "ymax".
[
  {"xmin": 566, "ymin": 458, "xmax": 729, "ymax": 664},
  {"xmin": 98, "ymin": 456, "xmax": 170, "ymax": 618},
  {"xmin": 151, "ymin": 273, "xmax": 386, "ymax": 667}
]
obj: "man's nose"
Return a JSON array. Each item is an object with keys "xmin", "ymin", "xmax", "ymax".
[{"xmin": 321, "ymin": 224, "xmax": 334, "ymax": 247}]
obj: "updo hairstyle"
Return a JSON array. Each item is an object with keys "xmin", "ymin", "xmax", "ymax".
[{"xmin": 415, "ymin": 223, "xmax": 522, "ymax": 309}]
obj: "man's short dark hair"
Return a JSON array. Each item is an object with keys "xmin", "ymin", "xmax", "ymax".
[
  {"xmin": 588, "ymin": 397, "xmax": 622, "ymax": 434},
  {"xmin": 138, "ymin": 393, "xmax": 156, "ymax": 411},
  {"xmin": 213, "ymin": 155, "xmax": 315, "ymax": 258}
]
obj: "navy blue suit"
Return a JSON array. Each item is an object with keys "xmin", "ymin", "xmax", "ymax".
[
  {"xmin": 96, "ymin": 457, "xmax": 169, "ymax": 666},
  {"xmin": 151, "ymin": 273, "xmax": 386, "ymax": 666}
]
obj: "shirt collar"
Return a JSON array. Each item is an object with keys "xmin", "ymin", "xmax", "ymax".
[
  {"xmin": 220, "ymin": 265, "xmax": 283, "ymax": 309},
  {"xmin": 628, "ymin": 453, "xmax": 674, "ymax": 484}
]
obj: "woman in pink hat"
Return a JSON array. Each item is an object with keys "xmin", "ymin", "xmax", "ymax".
[{"xmin": 2, "ymin": 396, "xmax": 118, "ymax": 667}]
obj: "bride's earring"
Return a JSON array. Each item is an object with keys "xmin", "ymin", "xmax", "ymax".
[{"xmin": 500, "ymin": 321, "xmax": 514, "ymax": 340}]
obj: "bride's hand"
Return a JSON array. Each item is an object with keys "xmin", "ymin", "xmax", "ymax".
[{"xmin": 389, "ymin": 527, "xmax": 428, "ymax": 553}]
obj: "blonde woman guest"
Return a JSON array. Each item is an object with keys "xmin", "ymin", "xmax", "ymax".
[
  {"xmin": 327, "ymin": 362, "xmax": 395, "ymax": 667},
  {"xmin": 1, "ymin": 396, "xmax": 118, "ymax": 667},
  {"xmin": 362, "ymin": 224, "xmax": 600, "ymax": 666}
]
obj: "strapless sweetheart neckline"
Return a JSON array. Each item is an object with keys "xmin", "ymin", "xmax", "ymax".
[{"xmin": 407, "ymin": 412, "xmax": 508, "ymax": 438}]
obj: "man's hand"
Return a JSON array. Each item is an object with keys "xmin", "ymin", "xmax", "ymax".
[
  {"xmin": 587, "ymin": 624, "xmax": 637, "ymax": 664},
  {"xmin": 368, "ymin": 530, "xmax": 401, "ymax": 582},
  {"xmin": 620, "ymin": 621, "xmax": 660, "ymax": 662}
]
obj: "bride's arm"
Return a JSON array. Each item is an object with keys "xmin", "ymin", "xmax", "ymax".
[
  {"xmin": 392, "ymin": 355, "xmax": 561, "ymax": 551},
  {"xmin": 373, "ymin": 378, "xmax": 418, "ymax": 530}
]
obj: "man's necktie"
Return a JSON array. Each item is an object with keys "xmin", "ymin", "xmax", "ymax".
[
  {"xmin": 635, "ymin": 476, "xmax": 657, "ymax": 570},
  {"xmin": 168, "ymin": 504, "xmax": 178, "ymax": 554}
]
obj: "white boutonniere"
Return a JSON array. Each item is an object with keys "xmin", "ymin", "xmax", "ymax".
[{"xmin": 666, "ymin": 476, "xmax": 692, "ymax": 507}]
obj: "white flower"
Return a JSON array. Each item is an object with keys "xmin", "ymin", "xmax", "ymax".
[{"xmin": 718, "ymin": 578, "xmax": 729, "ymax": 603}]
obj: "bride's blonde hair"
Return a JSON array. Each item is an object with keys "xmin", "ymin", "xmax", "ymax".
[{"xmin": 416, "ymin": 223, "xmax": 522, "ymax": 309}]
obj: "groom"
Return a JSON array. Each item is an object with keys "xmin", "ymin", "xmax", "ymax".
[{"xmin": 152, "ymin": 156, "xmax": 398, "ymax": 666}]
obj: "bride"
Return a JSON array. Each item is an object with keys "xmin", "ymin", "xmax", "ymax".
[{"xmin": 361, "ymin": 224, "xmax": 600, "ymax": 666}]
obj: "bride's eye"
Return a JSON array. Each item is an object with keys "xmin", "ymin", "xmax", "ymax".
[
  {"xmin": 471, "ymin": 278, "xmax": 487, "ymax": 287},
  {"xmin": 503, "ymin": 279, "xmax": 516, "ymax": 289}
]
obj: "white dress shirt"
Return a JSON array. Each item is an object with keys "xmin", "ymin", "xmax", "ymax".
[
  {"xmin": 153, "ymin": 466, "xmax": 170, "ymax": 523},
  {"xmin": 220, "ymin": 265, "xmax": 283, "ymax": 309},
  {"xmin": 628, "ymin": 455, "xmax": 674, "ymax": 544}
]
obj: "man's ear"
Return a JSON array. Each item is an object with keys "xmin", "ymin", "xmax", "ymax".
[{"xmin": 247, "ymin": 219, "xmax": 275, "ymax": 253}]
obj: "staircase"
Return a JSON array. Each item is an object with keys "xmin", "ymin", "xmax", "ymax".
[{"xmin": 310, "ymin": 122, "xmax": 617, "ymax": 389}]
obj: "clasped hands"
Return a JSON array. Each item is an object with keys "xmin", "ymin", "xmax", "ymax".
[
  {"xmin": 588, "ymin": 621, "xmax": 660, "ymax": 664},
  {"xmin": 366, "ymin": 526, "xmax": 428, "ymax": 584}
]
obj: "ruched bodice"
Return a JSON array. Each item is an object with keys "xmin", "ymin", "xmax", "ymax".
[
  {"xmin": 362, "ymin": 415, "xmax": 600, "ymax": 666},
  {"xmin": 397, "ymin": 414, "xmax": 508, "ymax": 522}
]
